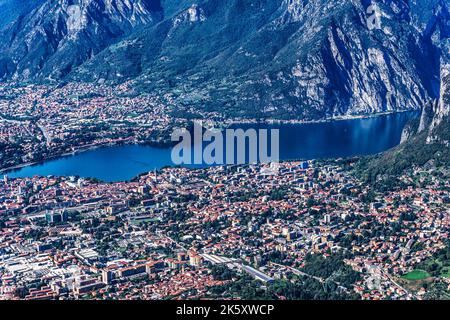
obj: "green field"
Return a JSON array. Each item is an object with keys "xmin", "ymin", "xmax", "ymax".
[{"xmin": 401, "ymin": 270, "xmax": 431, "ymax": 281}]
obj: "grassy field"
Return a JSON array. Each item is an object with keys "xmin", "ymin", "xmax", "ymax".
[{"xmin": 401, "ymin": 270, "xmax": 431, "ymax": 281}]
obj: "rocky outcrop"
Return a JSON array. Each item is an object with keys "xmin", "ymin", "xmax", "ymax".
[
  {"xmin": 426, "ymin": 42, "xmax": 450, "ymax": 146},
  {"xmin": 430, "ymin": 43, "xmax": 450, "ymax": 130},
  {"xmin": 404, "ymin": 36, "xmax": 449, "ymax": 144}
]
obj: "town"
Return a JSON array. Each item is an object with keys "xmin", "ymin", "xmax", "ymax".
[
  {"xmin": 0, "ymin": 159, "xmax": 448, "ymax": 300},
  {"xmin": 0, "ymin": 81, "xmax": 220, "ymax": 172}
]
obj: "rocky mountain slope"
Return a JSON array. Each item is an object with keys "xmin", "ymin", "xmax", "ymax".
[
  {"xmin": 358, "ymin": 39, "xmax": 450, "ymax": 181},
  {"xmin": 0, "ymin": 0, "xmax": 45, "ymax": 30},
  {"xmin": 1, "ymin": 0, "xmax": 449, "ymax": 120},
  {"xmin": 0, "ymin": 0, "xmax": 164, "ymax": 81}
]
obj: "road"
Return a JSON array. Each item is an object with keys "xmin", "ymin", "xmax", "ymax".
[
  {"xmin": 381, "ymin": 270, "xmax": 416, "ymax": 300},
  {"xmin": 36, "ymin": 122, "xmax": 52, "ymax": 145},
  {"xmin": 269, "ymin": 261, "xmax": 325, "ymax": 283}
]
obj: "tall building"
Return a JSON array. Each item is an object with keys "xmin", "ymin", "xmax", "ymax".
[
  {"xmin": 45, "ymin": 210, "xmax": 68, "ymax": 224},
  {"xmin": 102, "ymin": 270, "xmax": 113, "ymax": 285}
]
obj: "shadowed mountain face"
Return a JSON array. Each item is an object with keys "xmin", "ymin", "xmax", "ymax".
[
  {"xmin": 358, "ymin": 38, "xmax": 450, "ymax": 181},
  {"xmin": 0, "ymin": 0, "xmax": 449, "ymax": 120},
  {"xmin": 0, "ymin": 0, "xmax": 45, "ymax": 30},
  {"xmin": 0, "ymin": 0, "xmax": 46, "ymax": 30}
]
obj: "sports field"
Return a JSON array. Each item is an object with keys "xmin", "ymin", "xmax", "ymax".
[{"xmin": 401, "ymin": 270, "xmax": 431, "ymax": 280}]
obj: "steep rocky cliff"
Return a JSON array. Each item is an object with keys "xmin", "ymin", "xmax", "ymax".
[
  {"xmin": 414, "ymin": 39, "xmax": 449, "ymax": 142},
  {"xmin": 426, "ymin": 42, "xmax": 450, "ymax": 147},
  {"xmin": 359, "ymin": 39, "xmax": 450, "ymax": 181}
]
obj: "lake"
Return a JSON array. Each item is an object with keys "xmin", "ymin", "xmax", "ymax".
[{"xmin": 5, "ymin": 112, "xmax": 419, "ymax": 182}]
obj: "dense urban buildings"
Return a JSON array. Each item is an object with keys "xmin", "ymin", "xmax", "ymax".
[
  {"xmin": 0, "ymin": 0, "xmax": 449, "ymax": 303},
  {"xmin": 0, "ymin": 160, "xmax": 448, "ymax": 300}
]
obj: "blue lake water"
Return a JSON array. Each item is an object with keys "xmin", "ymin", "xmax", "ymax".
[{"xmin": 5, "ymin": 112, "xmax": 419, "ymax": 182}]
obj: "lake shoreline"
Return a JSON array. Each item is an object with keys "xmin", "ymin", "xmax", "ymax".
[
  {"xmin": 220, "ymin": 109, "xmax": 419, "ymax": 126},
  {"xmin": 1, "ymin": 110, "xmax": 420, "ymax": 179},
  {"xmin": 0, "ymin": 139, "xmax": 174, "ymax": 176}
]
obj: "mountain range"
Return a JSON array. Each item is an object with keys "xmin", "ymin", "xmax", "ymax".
[{"xmin": 0, "ymin": 0, "xmax": 449, "ymax": 120}]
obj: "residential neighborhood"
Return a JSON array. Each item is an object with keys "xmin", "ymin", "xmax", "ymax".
[{"xmin": 0, "ymin": 160, "xmax": 448, "ymax": 300}]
